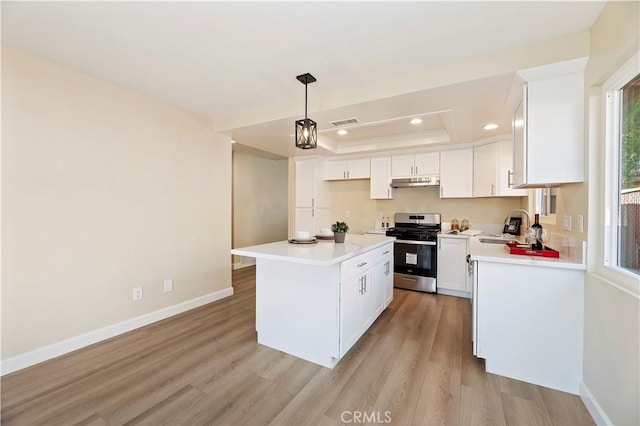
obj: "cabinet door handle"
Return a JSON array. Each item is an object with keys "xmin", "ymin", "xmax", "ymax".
[
  {"xmin": 438, "ymin": 239, "xmax": 441, "ymax": 249},
  {"xmin": 383, "ymin": 250, "xmax": 390, "ymax": 255},
  {"xmin": 347, "ymin": 171, "xmax": 350, "ymax": 179},
  {"xmin": 507, "ymin": 170, "xmax": 514, "ymax": 188},
  {"xmin": 491, "ymin": 183, "xmax": 495, "ymax": 196},
  {"xmin": 363, "ymin": 275, "xmax": 367, "ymax": 292},
  {"xmin": 357, "ymin": 261, "xmax": 368, "ymax": 268},
  {"xmin": 440, "ymin": 186, "xmax": 443, "ymax": 197},
  {"xmin": 415, "ymin": 166, "xmax": 418, "ymax": 175},
  {"xmin": 358, "ymin": 276, "xmax": 363, "ymax": 295},
  {"xmin": 387, "ymin": 188, "xmax": 390, "ymax": 198}
]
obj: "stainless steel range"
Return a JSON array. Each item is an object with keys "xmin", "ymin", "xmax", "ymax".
[{"xmin": 385, "ymin": 213, "xmax": 441, "ymax": 293}]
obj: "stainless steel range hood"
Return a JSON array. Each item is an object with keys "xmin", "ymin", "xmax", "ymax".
[{"xmin": 391, "ymin": 176, "xmax": 440, "ymax": 188}]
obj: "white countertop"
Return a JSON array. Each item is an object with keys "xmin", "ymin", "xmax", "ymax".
[
  {"xmin": 231, "ymin": 234, "xmax": 395, "ymax": 267},
  {"xmin": 468, "ymin": 236, "xmax": 586, "ymax": 270}
]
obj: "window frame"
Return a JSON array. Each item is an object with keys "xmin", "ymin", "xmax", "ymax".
[
  {"xmin": 535, "ymin": 187, "xmax": 557, "ymax": 225},
  {"xmin": 603, "ymin": 51, "xmax": 640, "ymax": 278}
]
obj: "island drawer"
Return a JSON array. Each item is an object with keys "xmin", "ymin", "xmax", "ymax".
[
  {"xmin": 341, "ymin": 252, "xmax": 373, "ymax": 282},
  {"xmin": 371, "ymin": 243, "xmax": 393, "ymax": 263}
]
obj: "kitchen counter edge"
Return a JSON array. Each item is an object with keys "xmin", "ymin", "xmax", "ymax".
[{"xmin": 231, "ymin": 234, "xmax": 396, "ymax": 267}]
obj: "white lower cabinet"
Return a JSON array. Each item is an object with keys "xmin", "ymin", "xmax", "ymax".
[
  {"xmin": 437, "ymin": 236, "xmax": 471, "ymax": 297},
  {"xmin": 339, "ymin": 243, "xmax": 393, "ymax": 357},
  {"xmin": 472, "ymin": 260, "xmax": 584, "ymax": 393}
]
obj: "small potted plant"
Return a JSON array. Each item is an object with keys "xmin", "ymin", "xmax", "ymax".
[{"xmin": 331, "ymin": 221, "xmax": 349, "ymax": 243}]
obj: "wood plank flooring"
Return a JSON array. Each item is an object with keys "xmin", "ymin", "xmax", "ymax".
[{"xmin": 1, "ymin": 266, "xmax": 594, "ymax": 425}]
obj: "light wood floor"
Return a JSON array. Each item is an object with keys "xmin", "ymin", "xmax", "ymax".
[{"xmin": 1, "ymin": 266, "xmax": 594, "ymax": 425}]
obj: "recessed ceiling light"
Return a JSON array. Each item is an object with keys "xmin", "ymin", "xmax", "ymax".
[
  {"xmin": 231, "ymin": 139, "xmax": 237, "ymax": 144},
  {"xmin": 337, "ymin": 129, "xmax": 348, "ymax": 135},
  {"xmin": 410, "ymin": 118, "xmax": 423, "ymax": 125},
  {"xmin": 483, "ymin": 123, "xmax": 499, "ymax": 130},
  {"xmin": 513, "ymin": 119, "xmax": 524, "ymax": 128}
]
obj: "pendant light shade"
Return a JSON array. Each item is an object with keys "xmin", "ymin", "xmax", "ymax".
[{"xmin": 295, "ymin": 73, "xmax": 317, "ymax": 150}]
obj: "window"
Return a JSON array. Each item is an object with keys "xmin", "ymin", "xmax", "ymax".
[
  {"xmin": 535, "ymin": 188, "xmax": 557, "ymax": 223},
  {"xmin": 604, "ymin": 54, "xmax": 640, "ymax": 276}
]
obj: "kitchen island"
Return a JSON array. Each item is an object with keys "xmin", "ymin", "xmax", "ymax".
[
  {"xmin": 231, "ymin": 234, "xmax": 394, "ymax": 368},
  {"xmin": 469, "ymin": 236, "xmax": 586, "ymax": 394}
]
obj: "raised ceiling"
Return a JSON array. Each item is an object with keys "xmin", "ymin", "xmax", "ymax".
[{"xmin": 2, "ymin": 1, "xmax": 606, "ymax": 158}]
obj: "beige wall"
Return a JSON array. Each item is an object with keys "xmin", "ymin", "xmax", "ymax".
[
  {"xmin": 578, "ymin": 2, "xmax": 639, "ymax": 425},
  {"xmin": 328, "ymin": 179, "xmax": 523, "ymax": 233},
  {"xmin": 1, "ymin": 47, "xmax": 232, "ymax": 359},
  {"xmin": 232, "ymin": 151, "xmax": 287, "ymax": 265}
]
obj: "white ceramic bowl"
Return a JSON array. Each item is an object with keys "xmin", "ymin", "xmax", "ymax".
[
  {"xmin": 320, "ymin": 228, "xmax": 332, "ymax": 236},
  {"xmin": 295, "ymin": 231, "xmax": 311, "ymax": 240}
]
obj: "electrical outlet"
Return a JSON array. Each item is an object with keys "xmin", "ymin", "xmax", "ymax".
[
  {"xmin": 578, "ymin": 215, "xmax": 584, "ymax": 233},
  {"xmin": 133, "ymin": 287, "xmax": 143, "ymax": 301},
  {"xmin": 345, "ymin": 211, "xmax": 350, "ymax": 218},
  {"xmin": 563, "ymin": 215, "xmax": 572, "ymax": 231},
  {"xmin": 164, "ymin": 279, "xmax": 173, "ymax": 293}
]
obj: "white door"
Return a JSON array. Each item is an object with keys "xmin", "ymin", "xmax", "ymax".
[
  {"xmin": 357, "ymin": 271, "xmax": 374, "ymax": 332},
  {"xmin": 414, "ymin": 152, "xmax": 440, "ymax": 175},
  {"xmin": 437, "ymin": 237, "xmax": 467, "ymax": 291},
  {"xmin": 347, "ymin": 158, "xmax": 370, "ymax": 179},
  {"xmin": 294, "ymin": 208, "xmax": 313, "ymax": 234},
  {"xmin": 440, "ymin": 149, "xmax": 473, "ymax": 198},
  {"xmin": 324, "ymin": 160, "xmax": 347, "ymax": 180},
  {"xmin": 391, "ymin": 155, "xmax": 415, "ymax": 177},
  {"xmin": 295, "ymin": 160, "xmax": 314, "ymax": 208},
  {"xmin": 340, "ymin": 276, "xmax": 359, "ymax": 357},
  {"xmin": 372, "ymin": 262, "xmax": 386, "ymax": 317},
  {"xmin": 370, "ymin": 157, "xmax": 393, "ymax": 199},
  {"xmin": 473, "ymin": 143, "xmax": 497, "ymax": 197}
]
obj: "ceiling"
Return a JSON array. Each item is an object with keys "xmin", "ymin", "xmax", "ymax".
[{"xmin": 2, "ymin": 1, "xmax": 606, "ymax": 159}]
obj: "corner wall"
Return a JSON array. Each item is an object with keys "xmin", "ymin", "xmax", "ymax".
[
  {"xmin": 1, "ymin": 47, "xmax": 232, "ymax": 367},
  {"xmin": 577, "ymin": 2, "xmax": 640, "ymax": 424}
]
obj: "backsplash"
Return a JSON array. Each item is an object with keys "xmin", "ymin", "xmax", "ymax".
[{"xmin": 328, "ymin": 180, "xmax": 527, "ymax": 234}]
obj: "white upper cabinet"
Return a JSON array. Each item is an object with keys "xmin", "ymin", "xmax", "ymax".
[
  {"xmin": 370, "ymin": 157, "xmax": 394, "ymax": 199},
  {"xmin": 473, "ymin": 143, "xmax": 498, "ymax": 197},
  {"xmin": 323, "ymin": 158, "xmax": 370, "ymax": 180},
  {"xmin": 473, "ymin": 140, "xmax": 528, "ymax": 197},
  {"xmin": 295, "ymin": 158, "xmax": 331, "ymax": 234},
  {"xmin": 391, "ymin": 152, "xmax": 439, "ymax": 177},
  {"xmin": 440, "ymin": 149, "xmax": 473, "ymax": 198},
  {"xmin": 512, "ymin": 59, "xmax": 586, "ymax": 188}
]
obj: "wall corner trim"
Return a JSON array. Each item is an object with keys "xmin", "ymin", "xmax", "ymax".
[
  {"xmin": 0, "ymin": 286, "xmax": 234, "ymax": 376},
  {"xmin": 580, "ymin": 381, "xmax": 613, "ymax": 425}
]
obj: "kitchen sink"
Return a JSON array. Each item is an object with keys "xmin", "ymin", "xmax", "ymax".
[{"xmin": 478, "ymin": 237, "xmax": 518, "ymax": 244}]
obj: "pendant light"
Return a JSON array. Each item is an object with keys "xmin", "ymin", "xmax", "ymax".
[{"xmin": 295, "ymin": 73, "xmax": 317, "ymax": 149}]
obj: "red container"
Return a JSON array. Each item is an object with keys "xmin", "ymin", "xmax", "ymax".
[{"xmin": 504, "ymin": 242, "xmax": 560, "ymax": 258}]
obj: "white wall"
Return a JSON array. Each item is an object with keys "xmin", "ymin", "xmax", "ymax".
[
  {"xmin": 1, "ymin": 47, "xmax": 232, "ymax": 364},
  {"xmin": 579, "ymin": 2, "xmax": 640, "ymax": 425},
  {"xmin": 232, "ymin": 151, "xmax": 288, "ymax": 266}
]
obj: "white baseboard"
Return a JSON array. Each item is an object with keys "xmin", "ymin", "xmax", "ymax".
[
  {"xmin": 0, "ymin": 286, "xmax": 234, "ymax": 376},
  {"xmin": 437, "ymin": 288, "xmax": 471, "ymax": 299},
  {"xmin": 233, "ymin": 260, "xmax": 256, "ymax": 270},
  {"xmin": 580, "ymin": 381, "xmax": 612, "ymax": 425}
]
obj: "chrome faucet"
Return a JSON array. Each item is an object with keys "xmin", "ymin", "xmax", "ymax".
[{"xmin": 504, "ymin": 209, "xmax": 531, "ymax": 235}]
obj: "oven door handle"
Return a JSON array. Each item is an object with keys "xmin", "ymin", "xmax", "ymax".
[{"xmin": 394, "ymin": 240, "xmax": 436, "ymax": 246}]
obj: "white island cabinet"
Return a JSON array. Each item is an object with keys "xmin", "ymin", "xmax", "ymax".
[{"xmin": 231, "ymin": 234, "xmax": 394, "ymax": 368}]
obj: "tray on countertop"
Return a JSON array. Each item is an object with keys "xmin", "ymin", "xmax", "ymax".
[
  {"xmin": 315, "ymin": 235, "xmax": 335, "ymax": 241},
  {"xmin": 504, "ymin": 242, "xmax": 559, "ymax": 258},
  {"xmin": 288, "ymin": 238, "xmax": 318, "ymax": 244}
]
